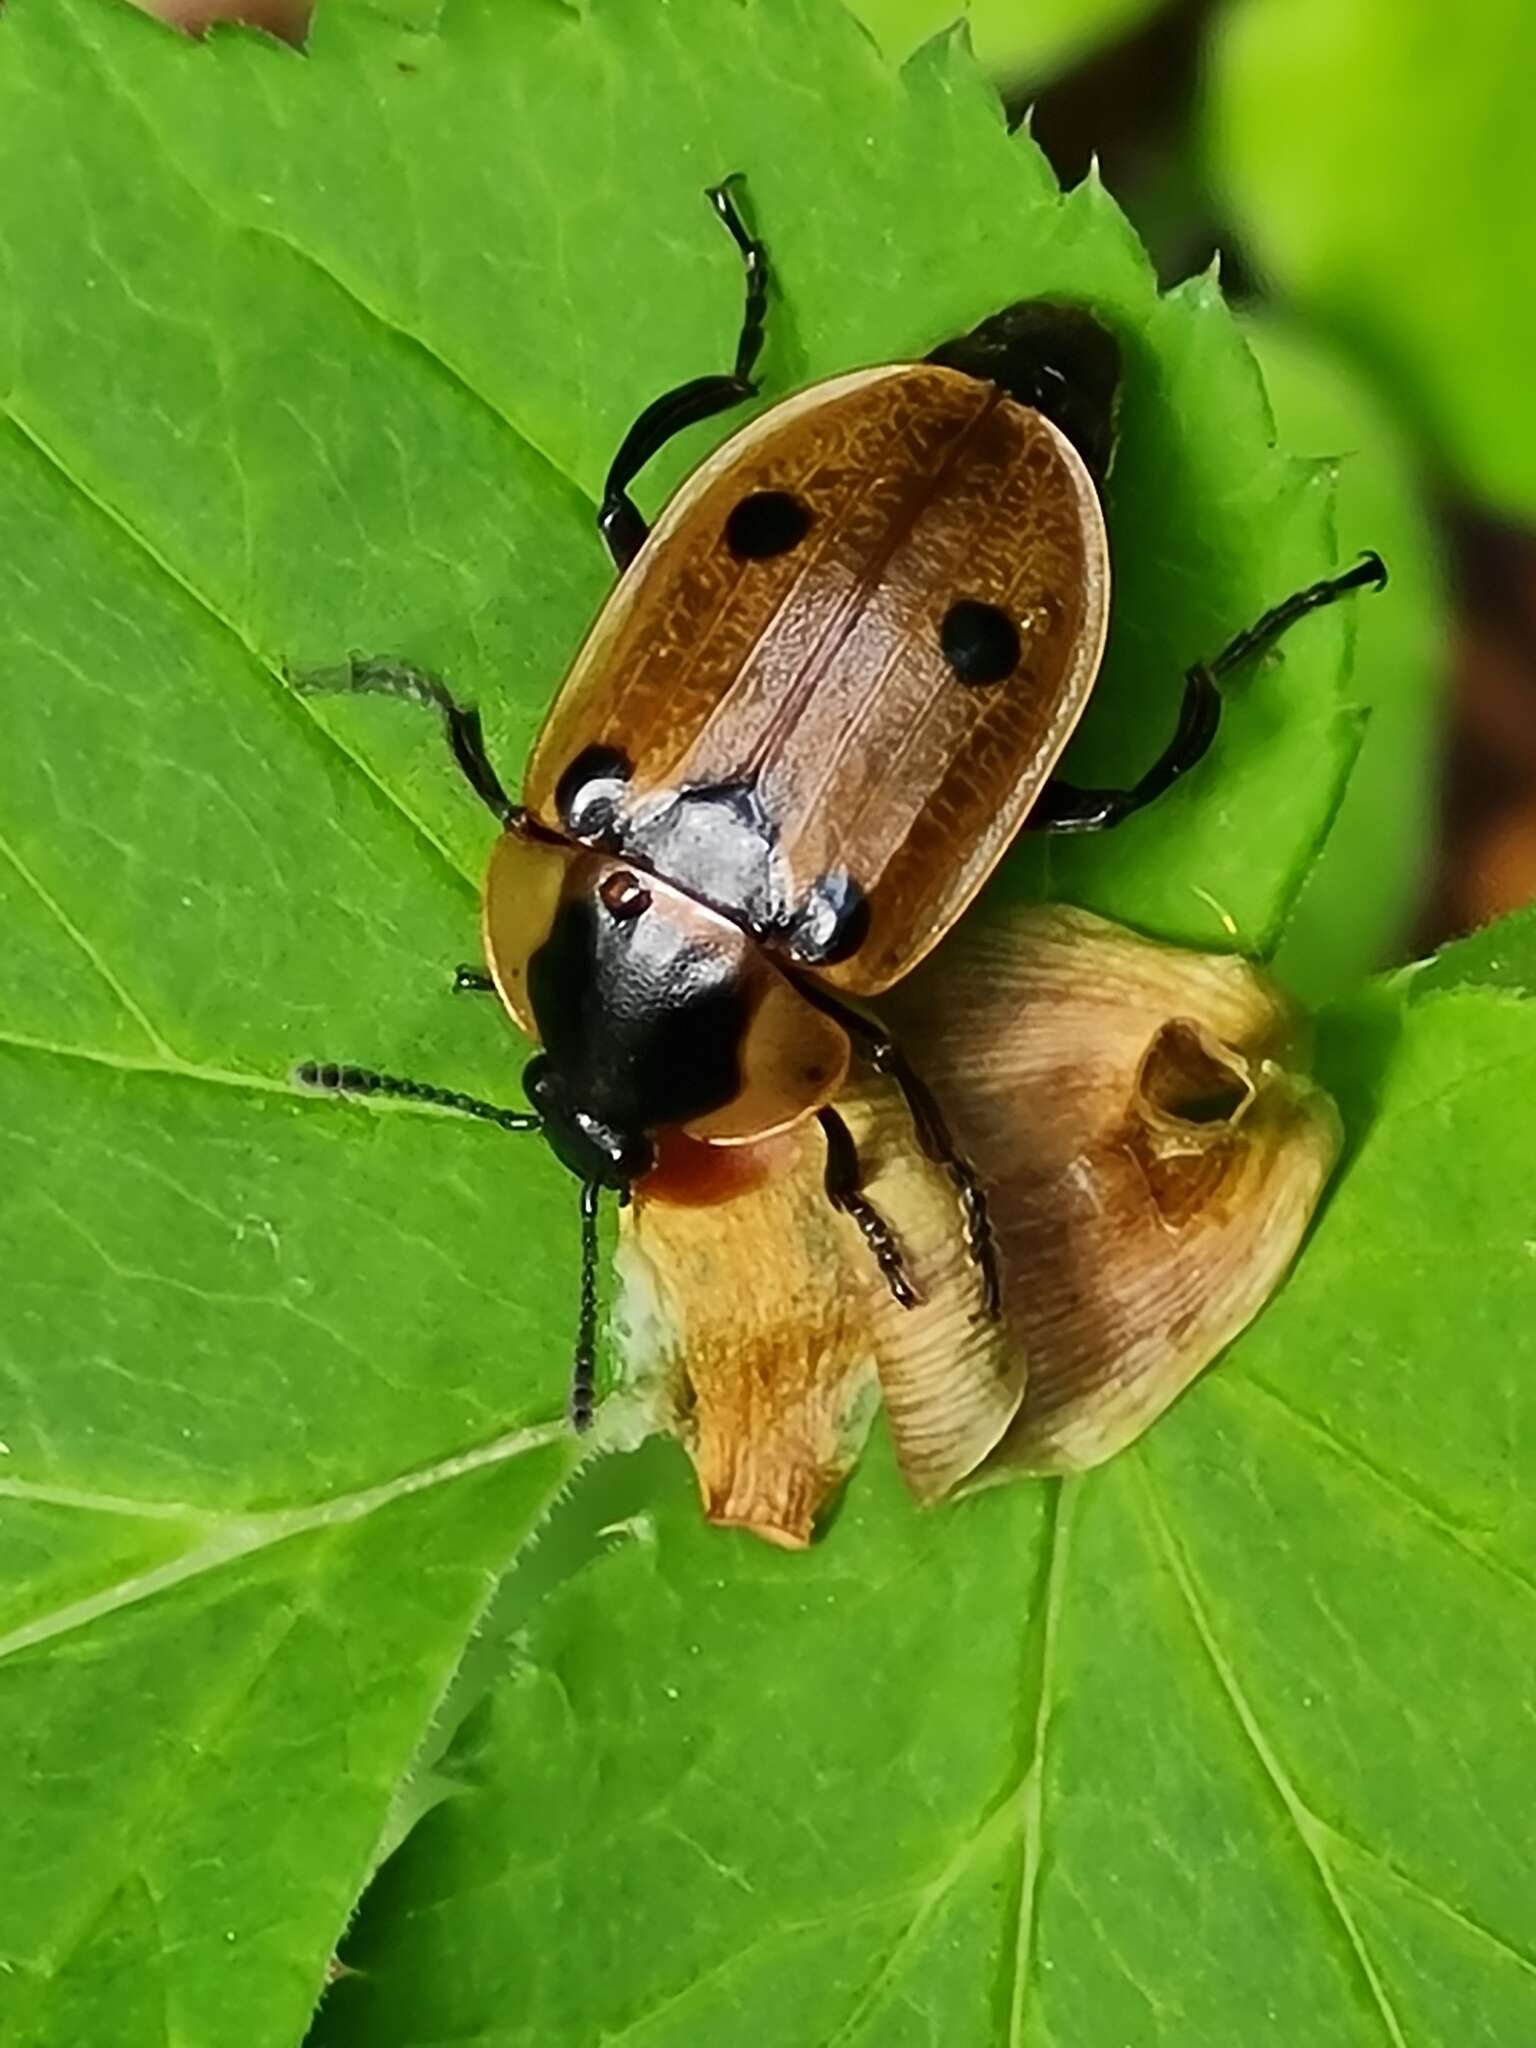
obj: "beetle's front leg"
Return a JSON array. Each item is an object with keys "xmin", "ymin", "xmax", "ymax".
[
  {"xmin": 1030, "ymin": 551, "xmax": 1387, "ymax": 835},
  {"xmin": 843, "ymin": 1016, "xmax": 1001, "ymax": 1320}
]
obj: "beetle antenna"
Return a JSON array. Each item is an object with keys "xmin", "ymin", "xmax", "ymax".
[
  {"xmin": 288, "ymin": 657, "xmax": 521, "ymax": 828},
  {"xmin": 571, "ymin": 1180, "xmax": 602, "ymax": 1433},
  {"xmin": 295, "ymin": 1062, "xmax": 541, "ymax": 1132}
]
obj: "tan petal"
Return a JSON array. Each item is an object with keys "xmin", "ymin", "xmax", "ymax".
[
  {"xmin": 827, "ymin": 1091, "xmax": 1025, "ymax": 1504},
  {"xmin": 613, "ymin": 1134, "xmax": 880, "ymax": 1550},
  {"xmin": 889, "ymin": 905, "xmax": 1341, "ymax": 1476},
  {"xmin": 615, "ymin": 1089, "xmax": 1022, "ymax": 1544},
  {"xmin": 615, "ymin": 903, "xmax": 1339, "ymax": 1539}
]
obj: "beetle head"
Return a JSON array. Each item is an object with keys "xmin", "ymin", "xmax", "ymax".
[{"xmin": 523, "ymin": 1054, "xmax": 655, "ymax": 1190}]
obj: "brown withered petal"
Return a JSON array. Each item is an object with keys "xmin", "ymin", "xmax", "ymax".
[
  {"xmin": 888, "ymin": 904, "xmax": 1342, "ymax": 1477},
  {"xmin": 613, "ymin": 1147, "xmax": 881, "ymax": 1550},
  {"xmin": 617, "ymin": 904, "xmax": 1339, "ymax": 1540},
  {"xmin": 615, "ymin": 1087, "xmax": 1022, "ymax": 1545}
]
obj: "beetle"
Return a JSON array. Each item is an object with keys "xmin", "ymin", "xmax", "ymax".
[{"xmin": 295, "ymin": 180, "xmax": 1383, "ymax": 1431}]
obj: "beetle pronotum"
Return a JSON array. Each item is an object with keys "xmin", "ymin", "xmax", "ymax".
[{"xmin": 296, "ymin": 180, "xmax": 1383, "ymax": 1430}]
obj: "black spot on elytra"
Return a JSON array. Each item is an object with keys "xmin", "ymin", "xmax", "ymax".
[
  {"xmin": 940, "ymin": 600, "xmax": 1021, "ymax": 687},
  {"xmin": 725, "ymin": 490, "xmax": 813, "ymax": 561}
]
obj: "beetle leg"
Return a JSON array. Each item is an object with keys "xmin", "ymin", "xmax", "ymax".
[
  {"xmin": 1028, "ymin": 666, "xmax": 1220, "ymax": 833},
  {"xmin": 289, "ymin": 656, "xmax": 523, "ymax": 829},
  {"xmin": 452, "ymin": 965, "xmax": 497, "ymax": 994},
  {"xmin": 817, "ymin": 1105, "xmax": 922, "ymax": 1311},
  {"xmin": 1030, "ymin": 551, "xmax": 1388, "ymax": 834},
  {"xmin": 795, "ymin": 982, "xmax": 1002, "ymax": 1317},
  {"xmin": 1207, "ymin": 549, "xmax": 1387, "ymax": 681},
  {"xmin": 837, "ymin": 1014, "xmax": 1001, "ymax": 1319},
  {"xmin": 870, "ymin": 1047, "xmax": 1001, "ymax": 1321},
  {"xmin": 597, "ymin": 179, "xmax": 771, "ymax": 573}
]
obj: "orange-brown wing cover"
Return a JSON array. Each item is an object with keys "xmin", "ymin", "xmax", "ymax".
[{"xmin": 524, "ymin": 363, "xmax": 1110, "ymax": 994}]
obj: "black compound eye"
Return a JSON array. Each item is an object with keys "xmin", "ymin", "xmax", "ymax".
[
  {"xmin": 725, "ymin": 490, "xmax": 813, "ymax": 561},
  {"xmin": 939, "ymin": 599, "xmax": 1022, "ymax": 686}
]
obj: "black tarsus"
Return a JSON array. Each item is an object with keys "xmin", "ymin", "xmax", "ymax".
[
  {"xmin": 1031, "ymin": 551, "xmax": 1388, "ymax": 835},
  {"xmin": 597, "ymin": 177, "xmax": 770, "ymax": 573},
  {"xmin": 571, "ymin": 1180, "xmax": 602, "ymax": 1433},
  {"xmin": 452, "ymin": 965, "xmax": 497, "ymax": 994},
  {"xmin": 817, "ymin": 1105, "xmax": 921, "ymax": 1311},
  {"xmin": 290, "ymin": 656, "xmax": 522, "ymax": 829},
  {"xmin": 1207, "ymin": 550, "xmax": 1388, "ymax": 681},
  {"xmin": 709, "ymin": 179, "xmax": 770, "ymax": 382},
  {"xmin": 861, "ymin": 1033, "xmax": 1001, "ymax": 1321},
  {"xmin": 294, "ymin": 1061, "xmax": 541, "ymax": 1132}
]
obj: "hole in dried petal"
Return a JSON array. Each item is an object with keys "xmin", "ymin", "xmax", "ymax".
[{"xmin": 1138, "ymin": 1020, "xmax": 1252, "ymax": 1128}]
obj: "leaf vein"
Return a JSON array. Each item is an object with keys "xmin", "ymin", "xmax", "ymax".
[
  {"xmin": 1006, "ymin": 1478, "xmax": 1075, "ymax": 2048},
  {"xmin": 1314, "ymin": 1816, "xmax": 1536, "ymax": 1983},
  {"xmin": 0, "ymin": 824, "xmax": 171, "ymax": 1058},
  {"xmin": 0, "ymin": 1417, "xmax": 570, "ymax": 1665},
  {"xmin": 1139, "ymin": 1467, "xmax": 1412, "ymax": 2048},
  {"xmin": 0, "ymin": 400, "xmax": 476, "ymax": 894},
  {"xmin": 72, "ymin": 0, "xmax": 601, "ymax": 514},
  {"xmin": 1222, "ymin": 1374, "xmax": 1536, "ymax": 1602}
]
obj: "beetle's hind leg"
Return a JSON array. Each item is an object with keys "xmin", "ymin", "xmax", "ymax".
[
  {"xmin": 817, "ymin": 1106, "xmax": 922, "ymax": 1311},
  {"xmin": 290, "ymin": 656, "xmax": 521, "ymax": 829},
  {"xmin": 598, "ymin": 179, "xmax": 770, "ymax": 573},
  {"xmin": 1030, "ymin": 551, "xmax": 1388, "ymax": 834}
]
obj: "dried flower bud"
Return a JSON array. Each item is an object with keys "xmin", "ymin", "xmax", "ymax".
[
  {"xmin": 614, "ymin": 1087, "xmax": 1021, "ymax": 1547},
  {"xmin": 617, "ymin": 905, "xmax": 1339, "ymax": 1540},
  {"xmin": 889, "ymin": 906, "xmax": 1341, "ymax": 1478}
]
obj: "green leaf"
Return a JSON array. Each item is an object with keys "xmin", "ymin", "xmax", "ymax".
[
  {"xmin": 1245, "ymin": 314, "xmax": 1449, "ymax": 1003},
  {"xmin": 318, "ymin": 956, "xmax": 1536, "ymax": 2047},
  {"xmin": 0, "ymin": 0, "xmax": 1409, "ymax": 2040},
  {"xmin": 0, "ymin": 1450, "xmax": 574, "ymax": 2048},
  {"xmin": 846, "ymin": 0, "xmax": 1169, "ymax": 83},
  {"xmin": 1207, "ymin": 0, "xmax": 1536, "ymax": 521},
  {"xmin": 1409, "ymin": 902, "xmax": 1536, "ymax": 1001}
]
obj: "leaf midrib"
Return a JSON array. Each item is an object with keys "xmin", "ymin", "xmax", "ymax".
[
  {"xmin": 1139, "ymin": 1467, "xmax": 1410, "ymax": 2048},
  {"xmin": 0, "ymin": 1415, "xmax": 571, "ymax": 1665}
]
